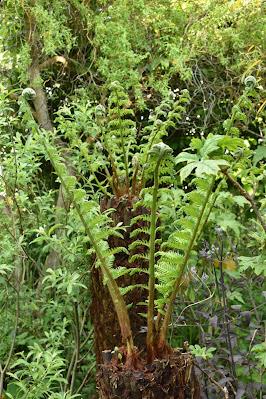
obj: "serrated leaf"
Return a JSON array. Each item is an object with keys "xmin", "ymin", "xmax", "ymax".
[
  {"xmin": 200, "ymin": 136, "xmax": 221, "ymax": 157},
  {"xmin": 175, "ymin": 152, "xmax": 199, "ymax": 164},
  {"xmin": 195, "ymin": 159, "xmax": 228, "ymax": 177}
]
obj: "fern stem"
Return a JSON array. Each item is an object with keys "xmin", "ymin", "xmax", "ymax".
[
  {"xmin": 147, "ymin": 160, "xmax": 161, "ymax": 360},
  {"xmin": 100, "ymin": 129, "xmax": 121, "ymax": 196},
  {"xmin": 196, "ymin": 178, "xmax": 222, "ymax": 241},
  {"xmin": 118, "ymin": 113, "xmax": 130, "ymax": 191},
  {"xmin": 158, "ymin": 177, "xmax": 215, "ymax": 348},
  {"xmin": 42, "ymin": 137, "xmax": 134, "ymax": 355}
]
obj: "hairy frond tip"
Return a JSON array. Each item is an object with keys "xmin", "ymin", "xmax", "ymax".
[{"xmin": 149, "ymin": 142, "xmax": 173, "ymax": 160}]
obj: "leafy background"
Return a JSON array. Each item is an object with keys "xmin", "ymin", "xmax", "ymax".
[{"xmin": 0, "ymin": 0, "xmax": 265, "ymax": 398}]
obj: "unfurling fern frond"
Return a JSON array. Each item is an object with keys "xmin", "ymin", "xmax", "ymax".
[
  {"xmin": 100, "ymin": 82, "xmax": 137, "ymax": 193},
  {"xmin": 139, "ymin": 89, "xmax": 190, "ymax": 186}
]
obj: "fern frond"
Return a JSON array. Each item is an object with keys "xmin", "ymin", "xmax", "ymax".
[
  {"xmin": 130, "ymin": 214, "xmax": 151, "ymax": 225},
  {"xmin": 130, "ymin": 227, "xmax": 151, "ymax": 238},
  {"xmin": 119, "ymin": 284, "xmax": 149, "ymax": 296},
  {"xmin": 128, "ymin": 240, "xmax": 150, "ymax": 251},
  {"xmin": 158, "ymin": 176, "xmax": 216, "ymax": 344},
  {"xmin": 129, "ymin": 253, "xmax": 150, "ymax": 263}
]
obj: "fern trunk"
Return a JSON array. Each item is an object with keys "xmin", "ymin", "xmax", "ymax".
[
  {"xmin": 90, "ymin": 195, "xmax": 201, "ymax": 398},
  {"xmin": 90, "ymin": 195, "xmax": 148, "ymax": 363},
  {"xmin": 97, "ymin": 352, "xmax": 200, "ymax": 399}
]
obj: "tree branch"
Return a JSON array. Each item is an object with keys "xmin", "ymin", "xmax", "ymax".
[{"xmin": 39, "ymin": 55, "xmax": 68, "ymax": 70}]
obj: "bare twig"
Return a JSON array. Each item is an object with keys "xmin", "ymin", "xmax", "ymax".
[
  {"xmin": 75, "ymin": 362, "xmax": 96, "ymax": 395},
  {"xmin": 217, "ymin": 239, "xmax": 237, "ymax": 387},
  {"xmin": 194, "ymin": 362, "xmax": 229, "ymax": 399}
]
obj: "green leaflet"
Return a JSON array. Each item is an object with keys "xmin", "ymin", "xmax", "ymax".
[
  {"xmin": 238, "ymin": 255, "xmax": 266, "ymax": 276},
  {"xmin": 155, "ymin": 177, "xmax": 215, "ymax": 310}
]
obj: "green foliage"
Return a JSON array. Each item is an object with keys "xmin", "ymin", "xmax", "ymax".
[
  {"xmin": 189, "ymin": 345, "xmax": 216, "ymax": 360},
  {"xmin": 7, "ymin": 344, "xmax": 68, "ymax": 399},
  {"xmin": 0, "ymin": 0, "xmax": 265, "ymax": 397},
  {"xmin": 156, "ymin": 177, "xmax": 214, "ymax": 310},
  {"xmin": 251, "ymin": 342, "xmax": 266, "ymax": 369}
]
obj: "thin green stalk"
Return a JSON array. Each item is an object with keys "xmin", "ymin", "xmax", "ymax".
[
  {"xmin": 146, "ymin": 160, "xmax": 161, "ymax": 361},
  {"xmin": 117, "ymin": 101, "xmax": 130, "ymax": 190},
  {"xmin": 159, "ymin": 177, "xmax": 215, "ymax": 348},
  {"xmin": 196, "ymin": 178, "xmax": 223, "ymax": 241},
  {"xmin": 100, "ymin": 125, "xmax": 121, "ymax": 196},
  {"xmin": 43, "ymin": 138, "xmax": 134, "ymax": 355},
  {"xmin": 140, "ymin": 126, "xmax": 159, "ymax": 189},
  {"xmin": 121, "ymin": 132, "xmax": 130, "ymax": 189}
]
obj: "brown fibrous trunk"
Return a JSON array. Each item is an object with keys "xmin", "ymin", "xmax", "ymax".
[
  {"xmin": 97, "ymin": 351, "xmax": 200, "ymax": 399},
  {"xmin": 90, "ymin": 195, "xmax": 149, "ymax": 363}
]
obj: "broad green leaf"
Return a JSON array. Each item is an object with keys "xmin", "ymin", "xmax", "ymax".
[
  {"xmin": 253, "ymin": 145, "xmax": 266, "ymax": 166},
  {"xmin": 233, "ymin": 195, "xmax": 249, "ymax": 207},
  {"xmin": 179, "ymin": 162, "xmax": 197, "ymax": 182},
  {"xmin": 199, "ymin": 135, "xmax": 221, "ymax": 157},
  {"xmin": 218, "ymin": 136, "xmax": 244, "ymax": 151},
  {"xmin": 251, "ymin": 342, "xmax": 266, "ymax": 368},
  {"xmin": 227, "ymin": 290, "xmax": 245, "ymax": 304},
  {"xmin": 175, "ymin": 152, "xmax": 198, "ymax": 164},
  {"xmin": 195, "ymin": 159, "xmax": 228, "ymax": 177},
  {"xmin": 190, "ymin": 138, "xmax": 202, "ymax": 150}
]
